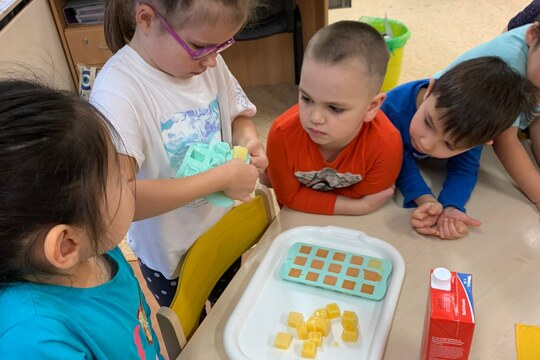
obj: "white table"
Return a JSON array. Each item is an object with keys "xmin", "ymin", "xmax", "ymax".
[{"xmin": 177, "ymin": 146, "xmax": 540, "ymax": 360}]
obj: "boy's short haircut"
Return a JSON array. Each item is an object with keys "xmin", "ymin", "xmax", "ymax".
[
  {"xmin": 431, "ymin": 56, "xmax": 539, "ymax": 149},
  {"xmin": 304, "ymin": 20, "xmax": 390, "ymax": 94}
]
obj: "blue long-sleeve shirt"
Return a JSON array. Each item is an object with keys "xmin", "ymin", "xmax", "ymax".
[{"xmin": 381, "ymin": 79, "xmax": 482, "ymax": 212}]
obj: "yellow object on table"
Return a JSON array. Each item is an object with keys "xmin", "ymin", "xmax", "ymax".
[
  {"xmin": 274, "ymin": 332, "xmax": 292, "ymax": 350},
  {"xmin": 516, "ymin": 323, "xmax": 540, "ymax": 359}
]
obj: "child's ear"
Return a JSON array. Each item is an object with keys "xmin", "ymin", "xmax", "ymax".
[
  {"xmin": 526, "ymin": 22, "xmax": 540, "ymax": 47},
  {"xmin": 363, "ymin": 92, "xmax": 387, "ymax": 123},
  {"xmin": 135, "ymin": 4, "xmax": 159, "ymax": 33},
  {"xmin": 424, "ymin": 78, "xmax": 436, "ymax": 101},
  {"xmin": 484, "ymin": 139, "xmax": 494, "ymax": 145},
  {"xmin": 43, "ymin": 225, "xmax": 82, "ymax": 270}
]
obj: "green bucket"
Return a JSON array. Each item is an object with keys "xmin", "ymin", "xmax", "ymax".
[{"xmin": 360, "ymin": 16, "xmax": 411, "ymax": 91}]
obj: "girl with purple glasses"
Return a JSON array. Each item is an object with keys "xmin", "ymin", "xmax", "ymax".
[{"xmin": 90, "ymin": 0, "xmax": 267, "ymax": 308}]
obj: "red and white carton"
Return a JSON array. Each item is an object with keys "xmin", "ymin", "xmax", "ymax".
[{"xmin": 419, "ymin": 268, "xmax": 475, "ymax": 360}]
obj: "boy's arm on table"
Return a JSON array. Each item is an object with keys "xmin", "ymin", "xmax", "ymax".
[
  {"xmin": 493, "ymin": 127, "xmax": 540, "ymax": 210},
  {"xmin": 334, "ymin": 186, "xmax": 395, "ymax": 215},
  {"xmin": 434, "ymin": 147, "xmax": 482, "ymax": 239},
  {"xmin": 438, "ymin": 146, "xmax": 482, "ymax": 212},
  {"xmin": 398, "ymin": 153, "xmax": 444, "ymax": 235},
  {"xmin": 120, "ymin": 154, "xmax": 259, "ymax": 221},
  {"xmin": 232, "ymin": 115, "xmax": 268, "ymax": 174},
  {"xmin": 397, "ymin": 147, "xmax": 433, "ymax": 208}
]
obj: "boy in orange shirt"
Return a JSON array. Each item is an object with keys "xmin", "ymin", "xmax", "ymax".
[{"xmin": 265, "ymin": 21, "xmax": 402, "ymax": 215}]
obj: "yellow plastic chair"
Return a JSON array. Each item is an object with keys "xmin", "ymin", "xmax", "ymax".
[{"xmin": 156, "ymin": 186, "xmax": 276, "ymax": 359}]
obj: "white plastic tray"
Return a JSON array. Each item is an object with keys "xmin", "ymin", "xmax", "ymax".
[{"xmin": 224, "ymin": 226, "xmax": 405, "ymax": 360}]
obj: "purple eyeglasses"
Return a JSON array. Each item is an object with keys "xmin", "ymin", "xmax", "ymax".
[{"xmin": 150, "ymin": 5, "xmax": 235, "ymax": 60}]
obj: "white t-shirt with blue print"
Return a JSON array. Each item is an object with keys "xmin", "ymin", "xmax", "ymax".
[{"xmin": 90, "ymin": 46, "xmax": 256, "ymax": 279}]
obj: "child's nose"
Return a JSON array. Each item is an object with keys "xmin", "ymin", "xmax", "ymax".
[
  {"xmin": 310, "ymin": 108, "xmax": 324, "ymax": 124},
  {"xmin": 200, "ymin": 52, "xmax": 218, "ymax": 68}
]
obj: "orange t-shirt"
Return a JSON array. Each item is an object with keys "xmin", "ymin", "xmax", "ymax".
[{"xmin": 266, "ymin": 104, "xmax": 402, "ymax": 214}]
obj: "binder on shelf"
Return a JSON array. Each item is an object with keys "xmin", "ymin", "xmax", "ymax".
[{"xmin": 63, "ymin": 0, "xmax": 105, "ymax": 25}]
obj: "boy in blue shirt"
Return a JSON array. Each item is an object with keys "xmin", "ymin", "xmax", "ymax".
[
  {"xmin": 435, "ymin": 21, "xmax": 540, "ymax": 212},
  {"xmin": 382, "ymin": 56, "xmax": 539, "ymax": 240}
]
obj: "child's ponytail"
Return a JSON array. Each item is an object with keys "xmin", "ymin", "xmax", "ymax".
[{"xmin": 104, "ymin": 0, "xmax": 135, "ymax": 53}]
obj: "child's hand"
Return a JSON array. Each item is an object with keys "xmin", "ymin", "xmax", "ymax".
[
  {"xmin": 246, "ymin": 139, "xmax": 268, "ymax": 174},
  {"xmin": 436, "ymin": 207, "xmax": 481, "ymax": 240},
  {"xmin": 410, "ymin": 201, "xmax": 443, "ymax": 236},
  {"xmin": 222, "ymin": 158, "xmax": 259, "ymax": 203}
]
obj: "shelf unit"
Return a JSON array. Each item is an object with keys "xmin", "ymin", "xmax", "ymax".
[
  {"xmin": 48, "ymin": 0, "xmax": 111, "ymax": 86},
  {"xmin": 47, "ymin": 0, "xmax": 328, "ymax": 88}
]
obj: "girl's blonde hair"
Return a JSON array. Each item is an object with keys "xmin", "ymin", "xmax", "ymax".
[{"xmin": 105, "ymin": 0, "xmax": 255, "ymax": 53}]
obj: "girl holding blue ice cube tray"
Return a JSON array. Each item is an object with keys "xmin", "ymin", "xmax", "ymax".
[{"xmin": 90, "ymin": 0, "xmax": 268, "ymax": 306}]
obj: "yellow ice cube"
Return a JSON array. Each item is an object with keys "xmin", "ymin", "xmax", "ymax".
[
  {"xmin": 288, "ymin": 311, "xmax": 304, "ymax": 327},
  {"xmin": 309, "ymin": 331, "xmax": 323, "ymax": 347},
  {"xmin": 274, "ymin": 332, "xmax": 292, "ymax": 350},
  {"xmin": 341, "ymin": 310, "xmax": 358, "ymax": 328},
  {"xmin": 301, "ymin": 341, "xmax": 317, "ymax": 358},
  {"xmin": 313, "ymin": 307, "xmax": 328, "ymax": 318},
  {"xmin": 296, "ymin": 321, "xmax": 309, "ymax": 340},
  {"xmin": 307, "ymin": 316, "xmax": 330, "ymax": 336},
  {"xmin": 341, "ymin": 326, "xmax": 359, "ymax": 343},
  {"xmin": 306, "ymin": 316, "xmax": 317, "ymax": 332},
  {"xmin": 232, "ymin": 146, "xmax": 248, "ymax": 161},
  {"xmin": 325, "ymin": 303, "xmax": 341, "ymax": 319}
]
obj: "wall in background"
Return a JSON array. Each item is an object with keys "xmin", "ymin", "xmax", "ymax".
[{"xmin": 0, "ymin": 0, "xmax": 73, "ymax": 91}]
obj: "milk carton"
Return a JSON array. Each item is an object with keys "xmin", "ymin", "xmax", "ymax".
[{"xmin": 419, "ymin": 268, "xmax": 475, "ymax": 360}]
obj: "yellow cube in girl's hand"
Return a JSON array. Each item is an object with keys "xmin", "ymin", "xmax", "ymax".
[
  {"xmin": 232, "ymin": 145, "xmax": 248, "ymax": 161},
  {"xmin": 325, "ymin": 303, "xmax": 341, "ymax": 319},
  {"xmin": 288, "ymin": 311, "xmax": 304, "ymax": 327},
  {"xmin": 274, "ymin": 332, "xmax": 292, "ymax": 350},
  {"xmin": 301, "ymin": 340, "xmax": 317, "ymax": 358},
  {"xmin": 341, "ymin": 310, "xmax": 358, "ymax": 328}
]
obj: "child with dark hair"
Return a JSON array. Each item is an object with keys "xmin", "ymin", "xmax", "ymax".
[
  {"xmin": 266, "ymin": 21, "xmax": 403, "ymax": 215},
  {"xmin": 382, "ymin": 56, "xmax": 539, "ymax": 240},
  {"xmin": 435, "ymin": 19, "xmax": 540, "ymax": 215},
  {"xmin": 0, "ymin": 79, "xmax": 163, "ymax": 358}
]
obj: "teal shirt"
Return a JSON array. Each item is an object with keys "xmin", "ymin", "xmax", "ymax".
[
  {"xmin": 0, "ymin": 247, "xmax": 164, "ymax": 359},
  {"xmin": 434, "ymin": 24, "xmax": 533, "ymax": 129}
]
